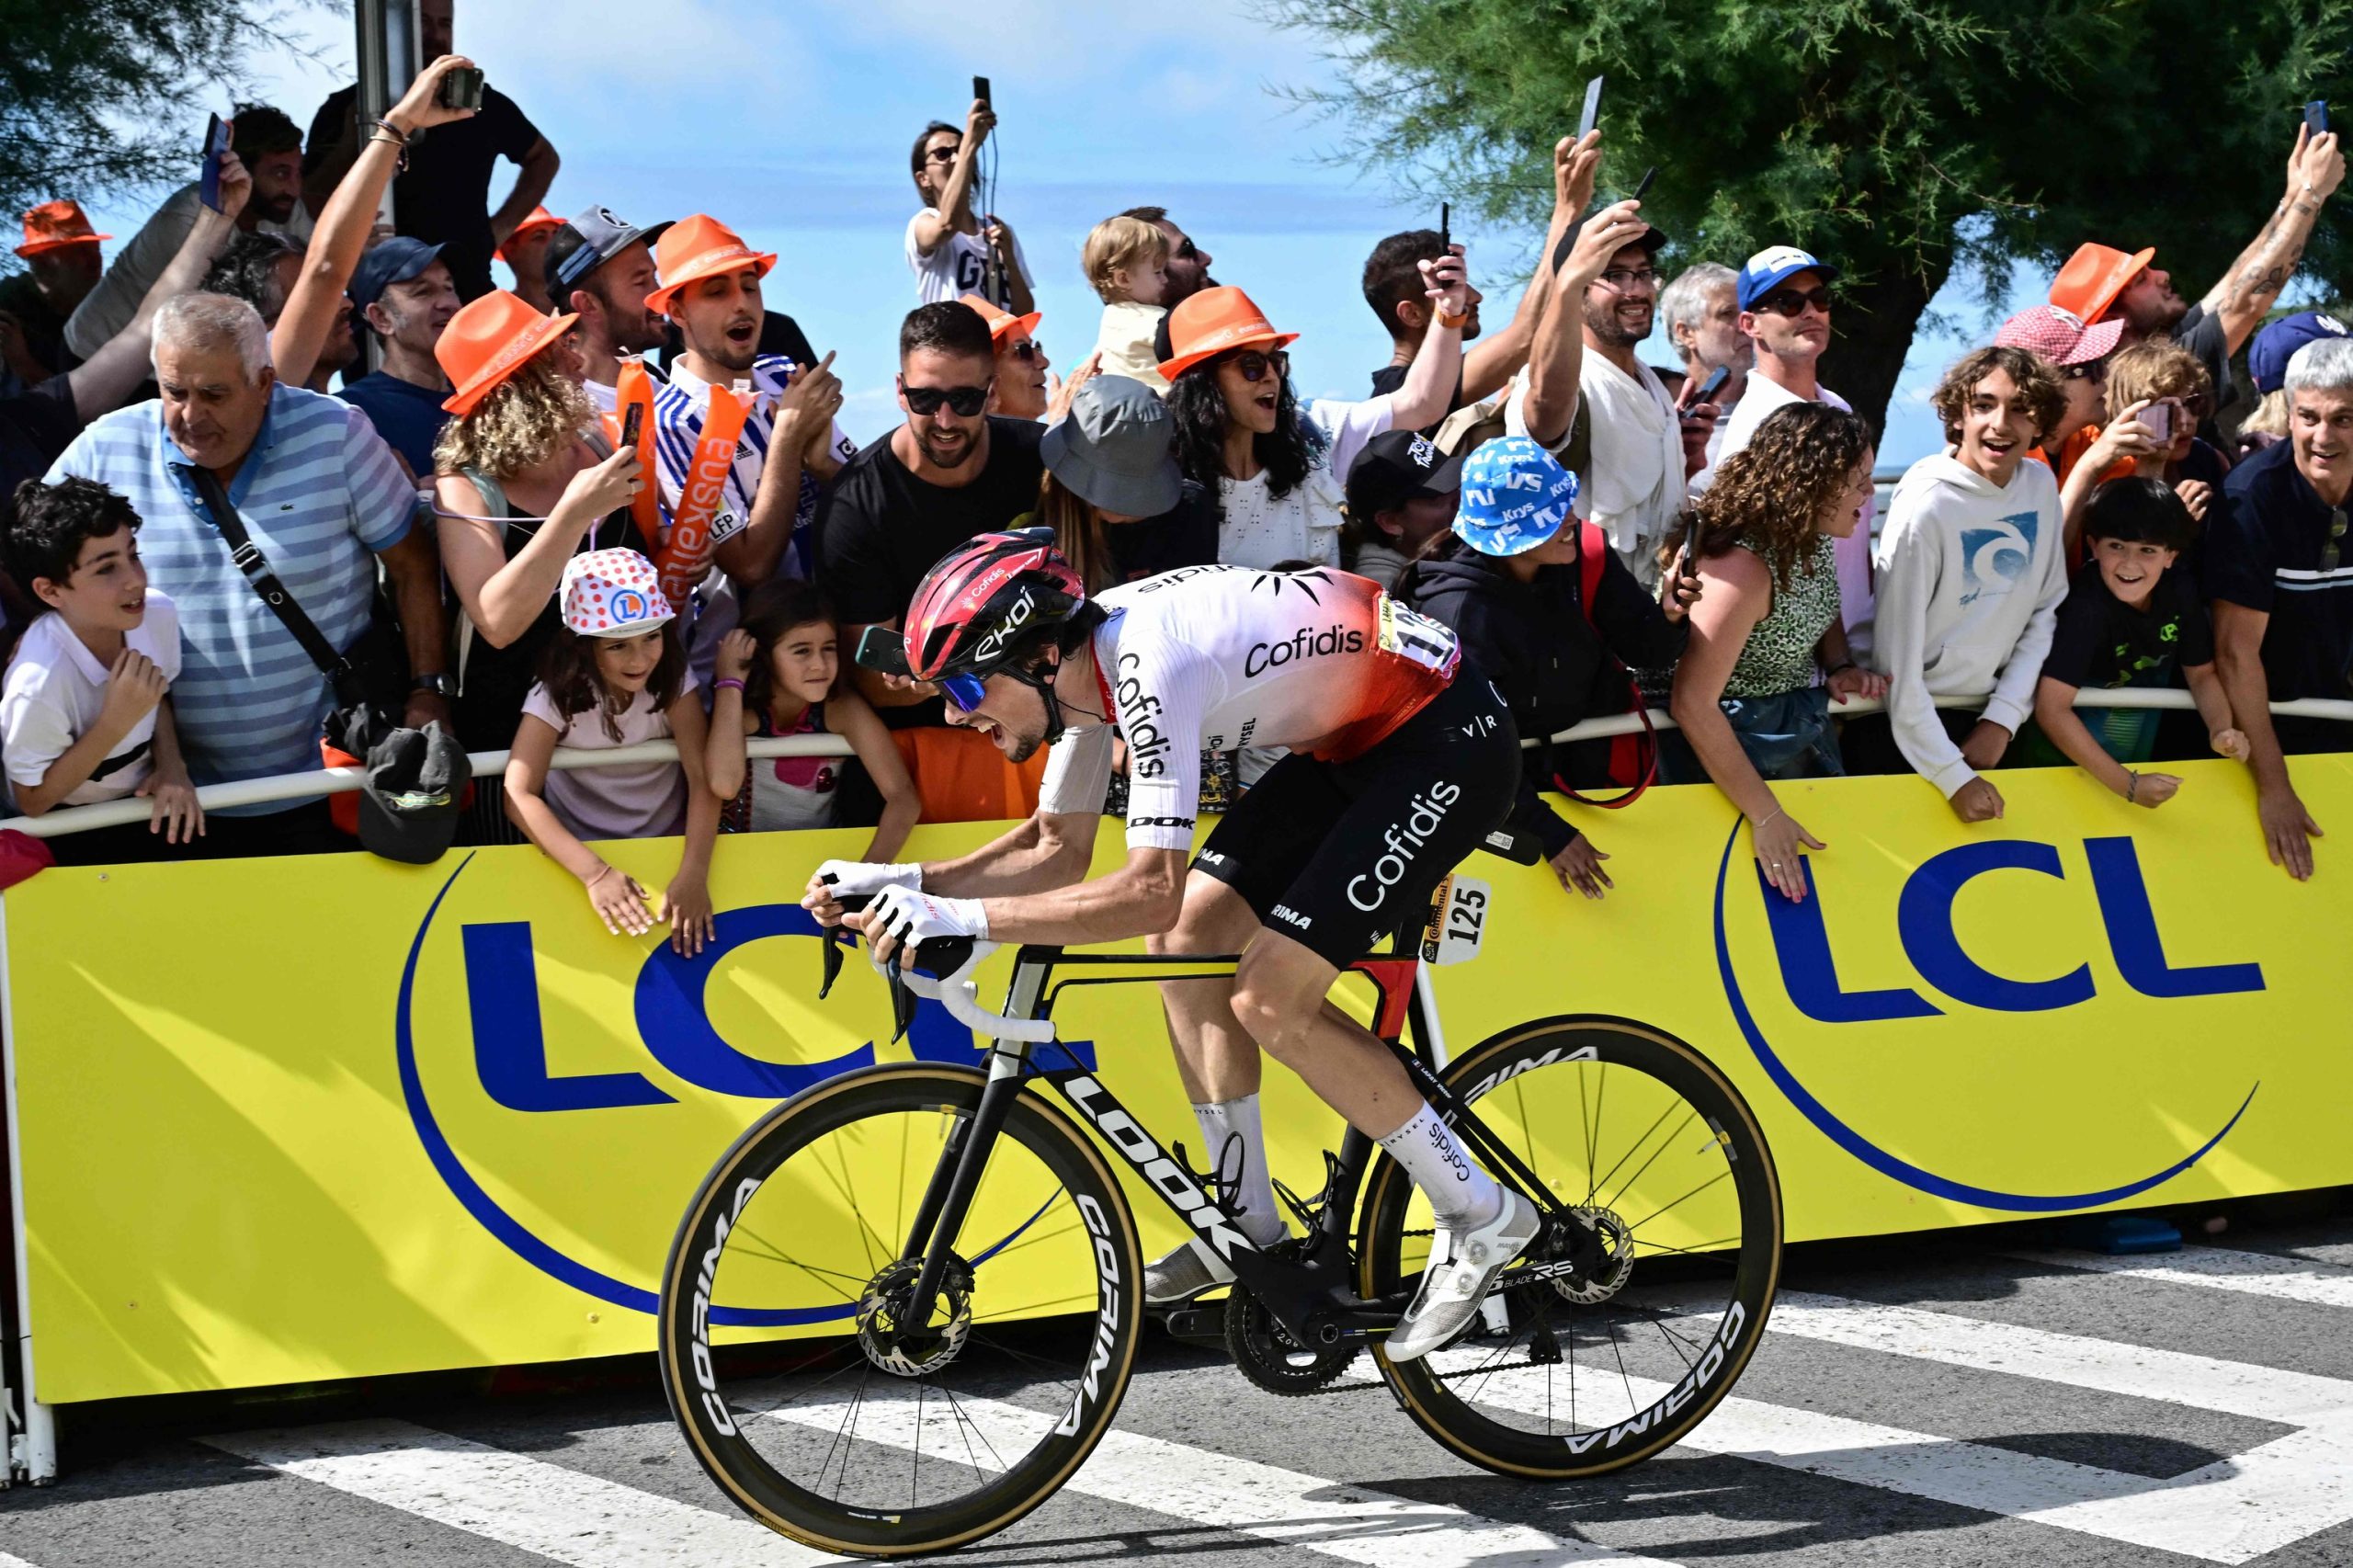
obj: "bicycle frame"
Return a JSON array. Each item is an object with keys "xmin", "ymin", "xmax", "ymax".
[{"xmin": 890, "ymin": 944, "xmax": 1612, "ymax": 1350}]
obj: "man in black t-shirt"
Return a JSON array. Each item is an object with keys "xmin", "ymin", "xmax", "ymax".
[
  {"xmin": 815, "ymin": 301, "xmax": 1045, "ymax": 727},
  {"xmin": 2205, "ymin": 336, "xmax": 2353, "ymax": 881},
  {"xmin": 302, "ymin": 4, "xmax": 559, "ymax": 300}
]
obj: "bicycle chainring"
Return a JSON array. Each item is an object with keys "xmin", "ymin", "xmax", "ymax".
[
  {"xmin": 1223, "ymin": 1284, "xmax": 1360, "ymax": 1395},
  {"xmin": 857, "ymin": 1256, "xmax": 975, "ymax": 1378}
]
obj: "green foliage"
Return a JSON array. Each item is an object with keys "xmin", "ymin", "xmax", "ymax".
[
  {"xmin": 0, "ymin": 0, "xmax": 312, "ymax": 231},
  {"xmin": 1265, "ymin": 0, "xmax": 2353, "ymax": 426}
]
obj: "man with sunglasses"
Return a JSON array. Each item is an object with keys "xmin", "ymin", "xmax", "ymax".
[
  {"xmin": 647, "ymin": 215, "xmax": 854, "ymax": 611},
  {"xmin": 817, "ymin": 301, "xmax": 1047, "ymax": 723},
  {"xmin": 1120, "ymin": 207, "xmax": 1215, "ymax": 306},
  {"xmin": 2206, "ymin": 335, "xmax": 2353, "ymax": 881}
]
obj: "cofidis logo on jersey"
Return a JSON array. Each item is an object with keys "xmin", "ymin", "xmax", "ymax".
[
  {"xmin": 392, "ymin": 852, "xmax": 1090, "ymax": 1321},
  {"xmin": 1711, "ymin": 822, "xmax": 2262, "ymax": 1210}
]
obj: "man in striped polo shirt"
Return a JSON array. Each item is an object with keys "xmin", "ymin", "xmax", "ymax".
[
  {"xmin": 644, "ymin": 215, "xmax": 852, "ymax": 660},
  {"xmin": 42, "ymin": 292, "xmax": 449, "ymax": 857}
]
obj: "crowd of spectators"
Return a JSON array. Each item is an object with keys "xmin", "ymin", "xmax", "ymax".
[{"xmin": 4, "ymin": 28, "xmax": 2350, "ymax": 937}]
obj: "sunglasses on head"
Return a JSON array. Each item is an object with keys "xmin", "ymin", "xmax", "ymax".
[
  {"xmin": 1223, "ymin": 348, "xmax": 1289, "ymax": 382},
  {"xmin": 1756, "ymin": 287, "xmax": 1834, "ymax": 318},
  {"xmin": 901, "ymin": 379, "xmax": 991, "ymax": 416},
  {"xmin": 938, "ymin": 671, "xmax": 989, "ymax": 712}
]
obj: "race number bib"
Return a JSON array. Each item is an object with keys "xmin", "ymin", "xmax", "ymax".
[
  {"xmin": 1376, "ymin": 596, "xmax": 1461, "ymax": 678},
  {"xmin": 1420, "ymin": 873, "xmax": 1492, "ymax": 965}
]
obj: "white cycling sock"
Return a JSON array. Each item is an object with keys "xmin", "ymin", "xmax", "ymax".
[
  {"xmin": 1378, "ymin": 1102, "xmax": 1503, "ymax": 1232},
  {"xmin": 1192, "ymin": 1096, "xmax": 1286, "ymax": 1245}
]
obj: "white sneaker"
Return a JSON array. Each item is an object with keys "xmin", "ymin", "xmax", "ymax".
[
  {"xmin": 1384, "ymin": 1189, "xmax": 1540, "ymax": 1363},
  {"xmin": 1143, "ymin": 1239, "xmax": 1235, "ymax": 1304}
]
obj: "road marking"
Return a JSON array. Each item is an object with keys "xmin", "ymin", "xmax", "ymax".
[
  {"xmin": 0, "ymin": 1552, "xmax": 44, "ymax": 1568},
  {"xmin": 1455, "ymin": 1349, "xmax": 2353, "ymax": 1565},
  {"xmin": 205, "ymin": 1419, "xmax": 839, "ymax": 1566},
  {"xmin": 768, "ymin": 1391, "xmax": 1687, "ymax": 1566},
  {"xmin": 2007, "ymin": 1244, "xmax": 2353, "ymax": 1311}
]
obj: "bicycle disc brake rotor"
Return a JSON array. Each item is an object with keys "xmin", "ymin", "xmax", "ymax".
[
  {"xmin": 856, "ymin": 1257, "xmax": 975, "ymax": 1377},
  {"xmin": 1549, "ymin": 1206, "xmax": 1636, "ymax": 1305}
]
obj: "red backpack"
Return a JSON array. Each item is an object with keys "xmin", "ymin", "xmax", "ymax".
[{"xmin": 1553, "ymin": 519, "xmax": 1659, "ymax": 809}]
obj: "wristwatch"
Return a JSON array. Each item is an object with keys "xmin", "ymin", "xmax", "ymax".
[{"xmin": 410, "ymin": 673, "xmax": 458, "ymax": 699}]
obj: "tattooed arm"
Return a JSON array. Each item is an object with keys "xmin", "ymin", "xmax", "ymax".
[{"xmin": 2203, "ymin": 124, "xmax": 2346, "ymax": 353}]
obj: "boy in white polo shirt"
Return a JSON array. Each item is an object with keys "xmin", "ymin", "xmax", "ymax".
[{"xmin": 3, "ymin": 477, "xmax": 201, "ymax": 860}]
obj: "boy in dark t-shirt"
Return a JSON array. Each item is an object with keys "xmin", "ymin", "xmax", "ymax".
[{"xmin": 2033, "ymin": 477, "xmax": 2248, "ymax": 802}]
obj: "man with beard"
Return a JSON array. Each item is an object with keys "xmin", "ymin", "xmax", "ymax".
[
  {"xmin": 64, "ymin": 106, "xmax": 313, "ymax": 360},
  {"xmin": 648, "ymin": 215, "xmax": 852, "ymax": 635},
  {"xmin": 2052, "ymin": 122, "xmax": 2344, "ymax": 440},
  {"xmin": 339, "ymin": 239, "xmax": 461, "ymax": 477},
  {"xmin": 545, "ymin": 206, "xmax": 671, "ymax": 414},
  {"xmin": 201, "ymin": 231, "xmax": 359, "ymax": 395},
  {"xmin": 1563, "ymin": 220, "xmax": 1685, "ymax": 588},
  {"xmin": 1120, "ymin": 207, "xmax": 1215, "ymax": 305},
  {"xmin": 816, "ymin": 301, "xmax": 1046, "ymax": 724}
]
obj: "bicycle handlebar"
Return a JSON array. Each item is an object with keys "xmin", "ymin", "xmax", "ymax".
[{"xmin": 815, "ymin": 890, "xmax": 1057, "ymax": 1046}]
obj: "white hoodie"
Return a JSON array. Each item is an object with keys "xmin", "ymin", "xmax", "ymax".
[{"xmin": 1872, "ymin": 451, "xmax": 2068, "ymax": 796}]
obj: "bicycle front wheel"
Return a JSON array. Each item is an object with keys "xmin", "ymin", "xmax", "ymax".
[
  {"xmin": 1359, "ymin": 1016, "xmax": 1781, "ymax": 1477},
  {"xmin": 656, "ymin": 1062, "xmax": 1144, "ymax": 1557}
]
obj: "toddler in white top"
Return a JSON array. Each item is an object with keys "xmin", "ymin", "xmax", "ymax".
[{"xmin": 1086, "ymin": 214, "xmax": 1172, "ymax": 393}]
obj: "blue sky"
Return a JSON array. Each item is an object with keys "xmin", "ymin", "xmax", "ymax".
[{"xmin": 67, "ymin": 0, "xmax": 2150, "ymax": 466}]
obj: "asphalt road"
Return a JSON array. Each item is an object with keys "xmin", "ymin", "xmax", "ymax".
[{"xmin": 6, "ymin": 1199, "xmax": 2353, "ymax": 1568}]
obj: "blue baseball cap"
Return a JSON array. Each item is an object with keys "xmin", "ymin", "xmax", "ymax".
[
  {"xmin": 2250, "ymin": 311, "xmax": 2352, "ymax": 395},
  {"xmin": 1453, "ymin": 437, "xmax": 1579, "ymax": 557},
  {"xmin": 1737, "ymin": 244, "xmax": 1841, "ymax": 311},
  {"xmin": 349, "ymin": 237, "xmax": 447, "ymax": 312}
]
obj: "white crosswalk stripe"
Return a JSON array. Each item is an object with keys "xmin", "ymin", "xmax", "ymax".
[
  {"xmin": 204, "ymin": 1419, "xmax": 842, "ymax": 1566},
  {"xmin": 2007, "ymin": 1244, "xmax": 2353, "ymax": 1311},
  {"xmin": 0, "ymin": 1551, "xmax": 46, "ymax": 1568},
  {"xmin": 767, "ymin": 1392, "xmax": 1687, "ymax": 1566}
]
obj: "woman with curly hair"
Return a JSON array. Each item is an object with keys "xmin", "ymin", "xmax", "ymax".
[
  {"xmin": 1160, "ymin": 278, "xmax": 1466, "ymax": 569},
  {"xmin": 1667, "ymin": 403, "xmax": 1883, "ymax": 902},
  {"xmin": 431, "ymin": 290, "xmax": 650, "ymax": 751}
]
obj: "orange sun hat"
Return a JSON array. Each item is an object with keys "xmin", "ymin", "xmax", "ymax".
[
  {"xmin": 1155, "ymin": 286, "xmax": 1299, "ymax": 381},
  {"xmin": 643, "ymin": 214, "xmax": 776, "ymax": 317},
  {"xmin": 16, "ymin": 199, "xmax": 111, "ymax": 257},
  {"xmin": 2050, "ymin": 243, "xmax": 2156, "ymax": 325},
  {"xmin": 957, "ymin": 291, "xmax": 1042, "ymax": 343},
  {"xmin": 436, "ymin": 290, "xmax": 580, "ymax": 415},
  {"xmin": 493, "ymin": 205, "xmax": 562, "ymax": 263}
]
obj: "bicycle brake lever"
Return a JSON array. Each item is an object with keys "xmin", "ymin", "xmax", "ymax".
[
  {"xmin": 815, "ymin": 889, "xmax": 874, "ymax": 1001},
  {"xmin": 885, "ymin": 950, "xmax": 916, "ymax": 1043}
]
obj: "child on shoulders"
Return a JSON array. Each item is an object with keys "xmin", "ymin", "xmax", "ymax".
[{"xmin": 1085, "ymin": 215, "xmax": 1172, "ymax": 392}]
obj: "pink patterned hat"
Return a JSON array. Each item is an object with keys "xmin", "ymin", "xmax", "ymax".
[{"xmin": 560, "ymin": 548, "xmax": 676, "ymax": 639}]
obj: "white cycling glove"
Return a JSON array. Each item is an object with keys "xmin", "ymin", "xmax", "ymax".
[
  {"xmin": 816, "ymin": 858, "xmax": 924, "ymax": 900},
  {"xmin": 867, "ymin": 884, "xmax": 991, "ymax": 953}
]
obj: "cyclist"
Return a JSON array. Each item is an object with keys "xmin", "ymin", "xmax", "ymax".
[{"xmin": 804, "ymin": 439, "xmax": 1608, "ymax": 1360}]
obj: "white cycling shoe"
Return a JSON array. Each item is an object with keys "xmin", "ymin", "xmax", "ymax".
[
  {"xmin": 1142, "ymin": 1239, "xmax": 1235, "ymax": 1305},
  {"xmin": 1384, "ymin": 1188, "xmax": 1540, "ymax": 1363}
]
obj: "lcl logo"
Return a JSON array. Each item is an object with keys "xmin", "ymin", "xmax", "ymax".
[{"xmin": 1714, "ymin": 830, "xmax": 2263, "ymax": 1212}]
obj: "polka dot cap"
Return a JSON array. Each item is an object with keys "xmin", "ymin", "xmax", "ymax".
[{"xmin": 560, "ymin": 548, "xmax": 676, "ymax": 639}]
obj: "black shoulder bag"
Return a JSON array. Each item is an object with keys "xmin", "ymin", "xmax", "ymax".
[{"xmin": 190, "ymin": 465, "xmax": 410, "ymax": 763}]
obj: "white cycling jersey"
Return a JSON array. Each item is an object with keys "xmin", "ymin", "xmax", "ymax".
[{"xmin": 1038, "ymin": 563, "xmax": 1461, "ymax": 850}]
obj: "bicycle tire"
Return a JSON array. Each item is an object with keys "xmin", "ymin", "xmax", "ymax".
[
  {"xmin": 1358, "ymin": 1015, "xmax": 1781, "ymax": 1477},
  {"xmin": 657, "ymin": 1062, "xmax": 1145, "ymax": 1556}
]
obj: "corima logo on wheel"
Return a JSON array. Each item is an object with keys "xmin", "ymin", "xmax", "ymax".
[
  {"xmin": 392, "ymin": 852, "xmax": 1093, "ymax": 1322},
  {"xmin": 1713, "ymin": 826, "xmax": 2265, "ymax": 1210}
]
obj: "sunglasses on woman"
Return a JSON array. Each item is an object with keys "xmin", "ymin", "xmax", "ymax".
[
  {"xmin": 1223, "ymin": 349, "xmax": 1289, "ymax": 382},
  {"xmin": 901, "ymin": 379, "xmax": 992, "ymax": 416}
]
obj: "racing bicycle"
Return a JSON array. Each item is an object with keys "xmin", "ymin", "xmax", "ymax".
[{"xmin": 655, "ymin": 881, "xmax": 1782, "ymax": 1556}]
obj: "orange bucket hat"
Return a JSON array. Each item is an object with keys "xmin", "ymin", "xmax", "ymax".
[
  {"xmin": 2050, "ymin": 243, "xmax": 2155, "ymax": 325},
  {"xmin": 16, "ymin": 199, "xmax": 110, "ymax": 257},
  {"xmin": 493, "ymin": 204, "xmax": 562, "ymax": 263},
  {"xmin": 644, "ymin": 213, "xmax": 776, "ymax": 317},
  {"xmin": 957, "ymin": 291, "xmax": 1042, "ymax": 343},
  {"xmin": 436, "ymin": 290, "xmax": 580, "ymax": 415},
  {"xmin": 1156, "ymin": 286, "xmax": 1299, "ymax": 381}
]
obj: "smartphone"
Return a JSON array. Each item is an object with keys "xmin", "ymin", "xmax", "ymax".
[
  {"xmin": 620, "ymin": 403, "xmax": 644, "ymax": 450},
  {"xmin": 2308, "ymin": 100, "xmax": 2330, "ymax": 138},
  {"xmin": 1680, "ymin": 512, "xmax": 1705, "ymax": 583},
  {"xmin": 1576, "ymin": 75, "xmax": 1604, "ymax": 141},
  {"xmin": 973, "ymin": 74, "xmax": 992, "ymax": 108},
  {"xmin": 438, "ymin": 65, "xmax": 484, "ymax": 112},
  {"xmin": 2140, "ymin": 398, "xmax": 2174, "ymax": 443},
  {"xmin": 1631, "ymin": 165, "xmax": 1656, "ymax": 202},
  {"xmin": 855, "ymin": 624, "xmax": 913, "ymax": 677},
  {"xmin": 1438, "ymin": 200, "xmax": 1450, "ymax": 256},
  {"xmin": 1680, "ymin": 363, "xmax": 1731, "ymax": 422},
  {"xmin": 199, "ymin": 113, "xmax": 231, "ymax": 213}
]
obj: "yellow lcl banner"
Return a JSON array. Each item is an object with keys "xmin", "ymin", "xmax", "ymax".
[{"xmin": 7, "ymin": 757, "xmax": 2349, "ymax": 1404}]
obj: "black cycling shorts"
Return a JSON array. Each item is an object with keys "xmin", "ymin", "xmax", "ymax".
[{"xmin": 1192, "ymin": 668, "xmax": 1520, "ymax": 968}]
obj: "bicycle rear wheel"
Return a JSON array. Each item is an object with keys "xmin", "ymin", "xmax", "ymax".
[
  {"xmin": 1359, "ymin": 1016, "xmax": 1780, "ymax": 1477},
  {"xmin": 656, "ymin": 1062, "xmax": 1144, "ymax": 1556}
]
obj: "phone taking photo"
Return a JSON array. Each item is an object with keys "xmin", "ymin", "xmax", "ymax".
[
  {"xmin": 438, "ymin": 65, "xmax": 485, "ymax": 112},
  {"xmin": 855, "ymin": 624, "xmax": 913, "ymax": 678},
  {"xmin": 1680, "ymin": 364, "xmax": 1730, "ymax": 422},
  {"xmin": 620, "ymin": 403, "xmax": 644, "ymax": 451},
  {"xmin": 2139, "ymin": 398, "xmax": 2175, "ymax": 444},
  {"xmin": 2308, "ymin": 100, "xmax": 2331, "ymax": 139},
  {"xmin": 199, "ymin": 113, "xmax": 231, "ymax": 213},
  {"xmin": 973, "ymin": 75, "xmax": 992, "ymax": 108},
  {"xmin": 1438, "ymin": 200, "xmax": 1450, "ymax": 256}
]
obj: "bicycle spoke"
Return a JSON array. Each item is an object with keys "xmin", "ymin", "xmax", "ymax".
[
  {"xmin": 1625, "ymin": 1167, "xmax": 1733, "ymax": 1232},
  {"xmin": 1585, "ymin": 1103, "xmax": 1685, "ymax": 1212}
]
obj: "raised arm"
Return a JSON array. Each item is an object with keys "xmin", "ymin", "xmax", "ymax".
[
  {"xmin": 68, "ymin": 154, "xmax": 252, "ymax": 417},
  {"xmin": 1377, "ymin": 254, "xmax": 1469, "ymax": 434},
  {"xmin": 1461, "ymin": 131, "xmax": 1597, "ymax": 405},
  {"xmin": 2200, "ymin": 123, "xmax": 2346, "ymax": 353},
  {"xmin": 910, "ymin": 100, "xmax": 992, "ymax": 255},
  {"xmin": 1521, "ymin": 195, "xmax": 1648, "ymax": 449}
]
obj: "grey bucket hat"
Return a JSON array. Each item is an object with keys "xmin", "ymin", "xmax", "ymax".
[{"xmin": 1040, "ymin": 375, "xmax": 1183, "ymax": 517}]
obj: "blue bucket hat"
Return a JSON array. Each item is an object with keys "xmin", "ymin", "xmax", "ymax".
[
  {"xmin": 2249, "ymin": 311, "xmax": 2352, "ymax": 395},
  {"xmin": 1453, "ymin": 437, "xmax": 1579, "ymax": 557}
]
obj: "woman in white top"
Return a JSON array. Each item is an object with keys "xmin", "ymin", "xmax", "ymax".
[{"xmin": 1159, "ymin": 275, "xmax": 1470, "ymax": 571}]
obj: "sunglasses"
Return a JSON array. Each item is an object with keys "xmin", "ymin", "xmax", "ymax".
[
  {"xmin": 922, "ymin": 145, "xmax": 961, "ymax": 165},
  {"xmin": 939, "ymin": 671, "xmax": 989, "ymax": 712},
  {"xmin": 2060, "ymin": 361, "xmax": 2107, "ymax": 385},
  {"xmin": 1006, "ymin": 338, "xmax": 1042, "ymax": 363},
  {"xmin": 901, "ymin": 379, "xmax": 991, "ymax": 416},
  {"xmin": 1756, "ymin": 287, "xmax": 1834, "ymax": 318},
  {"xmin": 2325, "ymin": 506, "xmax": 2347, "ymax": 574},
  {"xmin": 1222, "ymin": 349, "xmax": 1289, "ymax": 382},
  {"xmin": 1173, "ymin": 237, "xmax": 1199, "ymax": 261}
]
